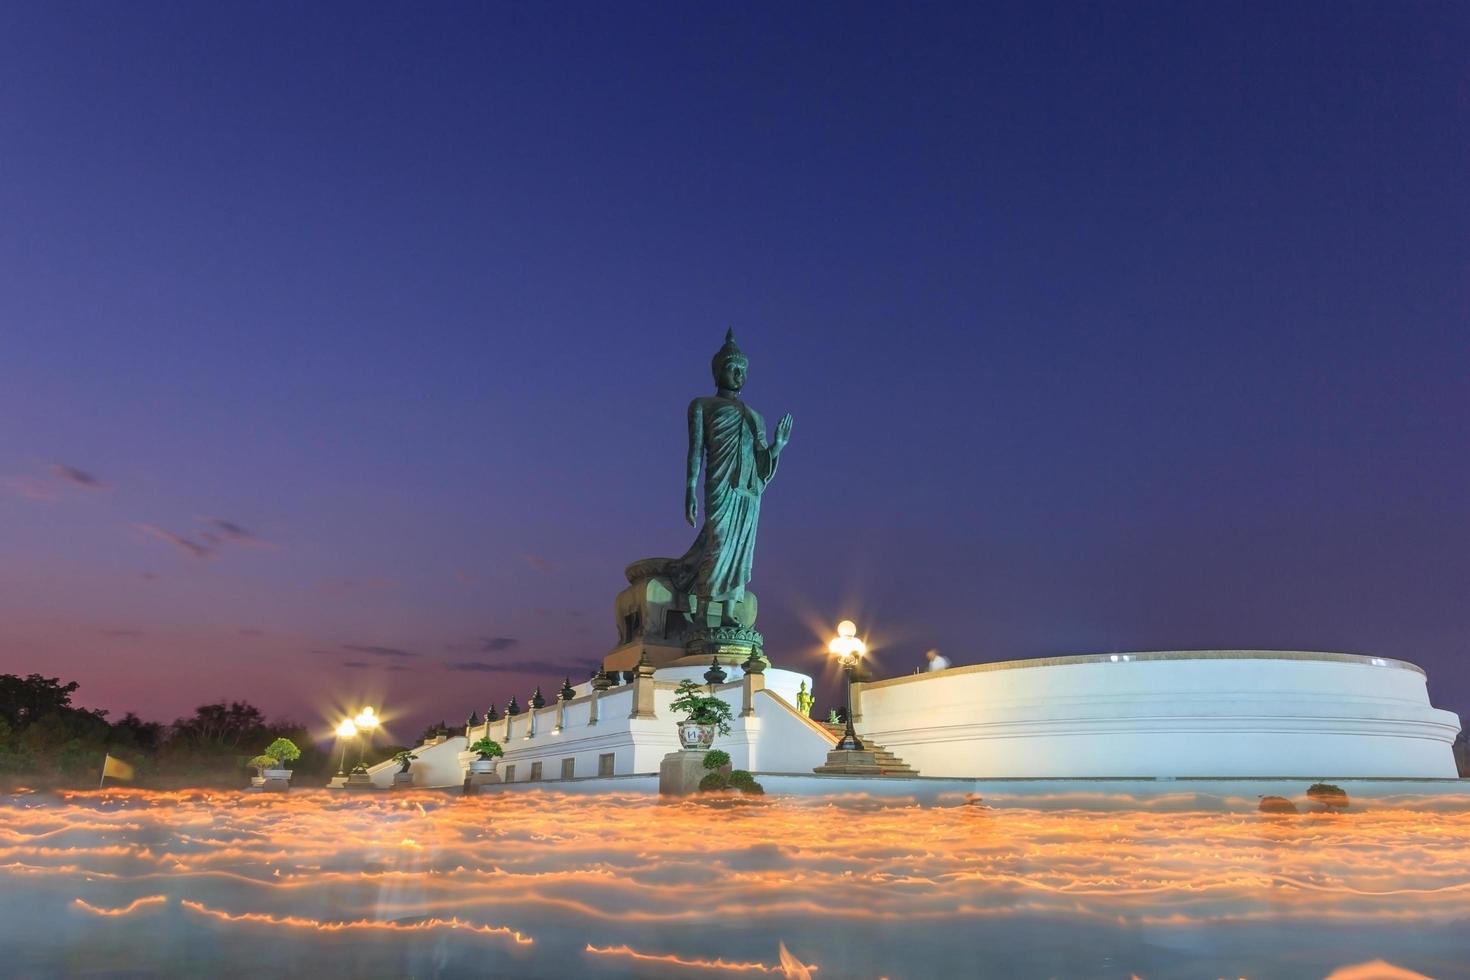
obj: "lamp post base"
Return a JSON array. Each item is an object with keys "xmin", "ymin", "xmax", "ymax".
[{"xmin": 813, "ymin": 748, "xmax": 882, "ymax": 775}]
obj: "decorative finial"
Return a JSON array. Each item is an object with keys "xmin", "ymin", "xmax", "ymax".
[{"xmin": 704, "ymin": 657, "xmax": 728, "ymax": 687}]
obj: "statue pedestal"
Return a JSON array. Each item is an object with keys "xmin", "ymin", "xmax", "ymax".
[
  {"xmin": 659, "ymin": 750, "xmax": 709, "ymax": 796},
  {"xmin": 466, "ymin": 772, "xmax": 502, "ymax": 794},
  {"xmin": 345, "ymin": 772, "xmax": 375, "ymax": 792},
  {"xmin": 684, "ymin": 625, "xmax": 764, "ymax": 665},
  {"xmin": 813, "ymin": 749, "xmax": 882, "ymax": 776}
]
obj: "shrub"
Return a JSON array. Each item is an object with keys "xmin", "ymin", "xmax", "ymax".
[
  {"xmin": 702, "ymin": 749, "xmax": 731, "ymax": 771},
  {"xmin": 469, "ymin": 736, "xmax": 504, "ymax": 760},
  {"xmin": 392, "ymin": 750, "xmax": 418, "ymax": 772},
  {"xmin": 728, "ymin": 770, "xmax": 765, "ymax": 795},
  {"xmin": 670, "ymin": 680, "xmax": 733, "ymax": 736},
  {"xmin": 263, "ymin": 738, "xmax": 301, "ymax": 768},
  {"xmin": 698, "ymin": 771, "xmax": 729, "ymax": 792},
  {"xmin": 1258, "ymin": 795, "xmax": 1298, "ymax": 815},
  {"xmin": 1306, "ymin": 782, "xmax": 1349, "ymax": 808},
  {"xmin": 247, "ymin": 754, "xmax": 274, "ymax": 775}
]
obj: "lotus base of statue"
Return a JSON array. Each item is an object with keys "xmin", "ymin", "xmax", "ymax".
[{"xmin": 684, "ymin": 625, "xmax": 763, "ymax": 665}]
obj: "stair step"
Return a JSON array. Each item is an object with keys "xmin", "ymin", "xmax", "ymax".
[{"xmin": 811, "ymin": 720, "xmax": 919, "ymax": 776}]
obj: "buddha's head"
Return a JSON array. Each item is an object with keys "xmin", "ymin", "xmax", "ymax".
[{"xmin": 711, "ymin": 328, "xmax": 748, "ymax": 393}]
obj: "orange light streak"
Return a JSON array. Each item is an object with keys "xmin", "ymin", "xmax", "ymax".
[
  {"xmin": 179, "ymin": 899, "xmax": 533, "ymax": 944},
  {"xmin": 2, "ymin": 788, "xmax": 1466, "ymax": 977},
  {"xmin": 73, "ymin": 895, "xmax": 168, "ymax": 916},
  {"xmin": 585, "ymin": 942, "xmax": 817, "ymax": 974}
]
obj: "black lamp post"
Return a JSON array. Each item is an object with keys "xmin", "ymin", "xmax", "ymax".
[
  {"xmin": 829, "ymin": 621, "xmax": 866, "ymax": 751},
  {"xmin": 334, "ymin": 719, "xmax": 356, "ymax": 778},
  {"xmin": 352, "ymin": 707, "xmax": 378, "ymax": 770}
]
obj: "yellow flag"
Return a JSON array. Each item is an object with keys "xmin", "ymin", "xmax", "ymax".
[{"xmin": 101, "ymin": 754, "xmax": 135, "ymax": 781}]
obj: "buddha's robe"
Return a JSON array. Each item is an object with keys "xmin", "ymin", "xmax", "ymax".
[{"xmin": 671, "ymin": 395, "xmax": 779, "ymax": 603}]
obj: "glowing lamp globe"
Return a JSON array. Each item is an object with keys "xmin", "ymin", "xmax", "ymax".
[
  {"xmin": 353, "ymin": 707, "xmax": 379, "ymax": 730},
  {"xmin": 335, "ymin": 719, "xmax": 357, "ymax": 739},
  {"xmin": 828, "ymin": 629, "xmax": 866, "ymax": 660},
  {"xmin": 837, "ymin": 620, "xmax": 857, "ymax": 638}
]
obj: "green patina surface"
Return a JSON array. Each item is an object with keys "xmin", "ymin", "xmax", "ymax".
[{"xmin": 641, "ymin": 330, "xmax": 792, "ymax": 631}]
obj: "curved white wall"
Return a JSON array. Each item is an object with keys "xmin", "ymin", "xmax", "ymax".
[{"xmin": 857, "ymin": 651, "xmax": 1462, "ymax": 779}]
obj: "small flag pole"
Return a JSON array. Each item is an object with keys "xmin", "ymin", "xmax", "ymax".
[{"xmin": 99, "ymin": 753, "xmax": 108, "ymax": 789}]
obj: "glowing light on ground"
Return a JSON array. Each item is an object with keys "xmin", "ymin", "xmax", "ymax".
[{"xmin": 2, "ymin": 788, "xmax": 1468, "ymax": 977}]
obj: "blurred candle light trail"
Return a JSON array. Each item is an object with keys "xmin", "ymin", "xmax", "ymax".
[{"xmin": 1, "ymin": 789, "xmax": 1468, "ymax": 977}]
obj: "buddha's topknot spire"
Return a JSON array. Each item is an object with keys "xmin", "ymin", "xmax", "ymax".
[{"xmin": 711, "ymin": 327, "xmax": 748, "ymax": 383}]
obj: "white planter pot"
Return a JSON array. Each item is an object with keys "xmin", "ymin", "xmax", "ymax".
[
  {"xmin": 470, "ymin": 758, "xmax": 498, "ymax": 774},
  {"xmin": 264, "ymin": 769, "xmax": 292, "ymax": 781},
  {"xmin": 678, "ymin": 722, "xmax": 716, "ymax": 750}
]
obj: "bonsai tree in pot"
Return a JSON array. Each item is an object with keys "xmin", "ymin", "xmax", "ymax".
[
  {"xmin": 247, "ymin": 754, "xmax": 275, "ymax": 783},
  {"xmin": 670, "ymin": 680, "xmax": 733, "ymax": 750},
  {"xmin": 391, "ymin": 749, "xmax": 418, "ymax": 787},
  {"xmin": 468, "ymin": 735, "xmax": 504, "ymax": 774},
  {"xmin": 262, "ymin": 738, "xmax": 301, "ymax": 780}
]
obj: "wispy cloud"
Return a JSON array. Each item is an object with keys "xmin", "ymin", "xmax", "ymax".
[
  {"xmin": 444, "ymin": 636, "xmax": 521, "ymax": 655},
  {"xmin": 136, "ymin": 524, "xmax": 213, "ymax": 559},
  {"xmin": 445, "ymin": 658, "xmax": 588, "ymax": 675},
  {"xmin": 53, "ymin": 464, "xmax": 103, "ymax": 489},
  {"xmin": 340, "ymin": 644, "xmax": 419, "ymax": 659},
  {"xmin": 199, "ymin": 518, "xmax": 273, "ymax": 548},
  {"xmin": 341, "ymin": 657, "xmax": 410, "ymax": 672},
  {"xmin": 135, "ymin": 517, "xmax": 272, "ymax": 560},
  {"xmin": 2, "ymin": 462, "xmax": 106, "ymax": 501},
  {"xmin": 315, "ymin": 577, "xmax": 396, "ymax": 598}
]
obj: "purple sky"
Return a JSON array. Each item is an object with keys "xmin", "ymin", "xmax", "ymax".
[{"xmin": 1, "ymin": 4, "xmax": 1466, "ymax": 742}]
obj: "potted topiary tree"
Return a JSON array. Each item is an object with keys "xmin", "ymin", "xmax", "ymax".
[
  {"xmin": 670, "ymin": 680, "xmax": 733, "ymax": 750},
  {"xmin": 468, "ymin": 735, "xmax": 504, "ymax": 774},
  {"xmin": 247, "ymin": 754, "xmax": 274, "ymax": 787},
  {"xmin": 262, "ymin": 738, "xmax": 301, "ymax": 782},
  {"xmin": 392, "ymin": 750, "xmax": 417, "ymax": 787}
]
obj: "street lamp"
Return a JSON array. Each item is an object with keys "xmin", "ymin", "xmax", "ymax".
[
  {"xmin": 352, "ymin": 707, "xmax": 379, "ymax": 770},
  {"xmin": 828, "ymin": 620, "xmax": 867, "ymax": 751},
  {"xmin": 334, "ymin": 718, "xmax": 357, "ymax": 778}
]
